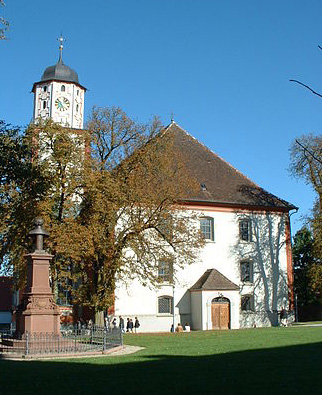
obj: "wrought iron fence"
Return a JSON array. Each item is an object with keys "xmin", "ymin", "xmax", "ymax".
[{"xmin": 0, "ymin": 325, "xmax": 122, "ymax": 357}]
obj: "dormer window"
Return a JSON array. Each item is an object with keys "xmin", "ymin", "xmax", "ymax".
[
  {"xmin": 201, "ymin": 183, "xmax": 207, "ymax": 191},
  {"xmin": 61, "ymin": 85, "xmax": 66, "ymax": 92}
]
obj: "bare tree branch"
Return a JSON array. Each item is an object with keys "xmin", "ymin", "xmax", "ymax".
[
  {"xmin": 289, "ymin": 79, "xmax": 322, "ymax": 99},
  {"xmin": 295, "ymin": 139, "xmax": 322, "ymax": 165}
]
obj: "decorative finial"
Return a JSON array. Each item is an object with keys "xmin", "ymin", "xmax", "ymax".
[
  {"xmin": 57, "ymin": 34, "xmax": 65, "ymax": 62},
  {"xmin": 170, "ymin": 112, "xmax": 175, "ymax": 123}
]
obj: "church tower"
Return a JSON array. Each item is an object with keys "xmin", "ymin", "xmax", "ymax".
[{"xmin": 32, "ymin": 37, "xmax": 86, "ymax": 129}]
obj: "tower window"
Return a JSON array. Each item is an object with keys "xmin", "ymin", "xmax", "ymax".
[
  {"xmin": 76, "ymin": 104, "xmax": 79, "ymax": 112},
  {"xmin": 43, "ymin": 101, "xmax": 46, "ymax": 109},
  {"xmin": 43, "ymin": 86, "xmax": 47, "ymax": 92},
  {"xmin": 61, "ymin": 85, "xmax": 65, "ymax": 92},
  {"xmin": 77, "ymin": 90, "xmax": 79, "ymax": 96},
  {"xmin": 201, "ymin": 183, "xmax": 207, "ymax": 191}
]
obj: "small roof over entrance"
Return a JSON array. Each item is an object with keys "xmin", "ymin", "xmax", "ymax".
[{"xmin": 190, "ymin": 269, "xmax": 239, "ymax": 291}]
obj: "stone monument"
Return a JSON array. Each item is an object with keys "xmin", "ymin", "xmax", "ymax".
[{"xmin": 16, "ymin": 218, "xmax": 60, "ymax": 335}]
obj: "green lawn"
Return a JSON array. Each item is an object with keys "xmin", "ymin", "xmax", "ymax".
[{"xmin": 1, "ymin": 327, "xmax": 321, "ymax": 395}]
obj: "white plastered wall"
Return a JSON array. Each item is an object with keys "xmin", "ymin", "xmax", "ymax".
[{"xmin": 114, "ymin": 207, "xmax": 290, "ymax": 332}]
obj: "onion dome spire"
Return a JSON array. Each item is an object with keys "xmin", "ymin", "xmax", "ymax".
[{"xmin": 39, "ymin": 35, "xmax": 80, "ymax": 85}]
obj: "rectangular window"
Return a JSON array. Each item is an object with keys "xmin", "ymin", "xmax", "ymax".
[
  {"xmin": 240, "ymin": 261, "xmax": 253, "ymax": 283},
  {"xmin": 239, "ymin": 219, "xmax": 251, "ymax": 242},
  {"xmin": 158, "ymin": 261, "xmax": 173, "ymax": 283},
  {"xmin": 200, "ymin": 217, "xmax": 214, "ymax": 241},
  {"xmin": 241, "ymin": 295, "xmax": 254, "ymax": 311},
  {"xmin": 158, "ymin": 296, "xmax": 173, "ymax": 314}
]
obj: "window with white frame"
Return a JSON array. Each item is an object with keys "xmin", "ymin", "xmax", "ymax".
[
  {"xmin": 158, "ymin": 261, "xmax": 173, "ymax": 283},
  {"xmin": 241, "ymin": 295, "xmax": 254, "ymax": 311},
  {"xmin": 239, "ymin": 219, "xmax": 252, "ymax": 242},
  {"xmin": 200, "ymin": 217, "xmax": 214, "ymax": 241},
  {"xmin": 240, "ymin": 261, "xmax": 253, "ymax": 283},
  {"xmin": 158, "ymin": 296, "xmax": 173, "ymax": 314}
]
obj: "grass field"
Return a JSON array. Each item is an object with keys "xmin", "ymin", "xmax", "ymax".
[{"xmin": 0, "ymin": 326, "xmax": 321, "ymax": 395}]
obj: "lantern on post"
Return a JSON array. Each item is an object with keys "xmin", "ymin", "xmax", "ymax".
[{"xmin": 28, "ymin": 218, "xmax": 49, "ymax": 252}]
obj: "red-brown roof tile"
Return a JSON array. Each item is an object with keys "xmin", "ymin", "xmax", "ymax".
[
  {"xmin": 190, "ymin": 269, "xmax": 239, "ymax": 291},
  {"xmin": 167, "ymin": 122, "xmax": 296, "ymax": 211}
]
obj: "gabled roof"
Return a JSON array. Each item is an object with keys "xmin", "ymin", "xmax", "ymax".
[
  {"xmin": 190, "ymin": 269, "xmax": 239, "ymax": 291},
  {"xmin": 166, "ymin": 122, "xmax": 296, "ymax": 211}
]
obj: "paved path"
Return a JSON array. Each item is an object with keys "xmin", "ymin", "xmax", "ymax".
[
  {"xmin": 108, "ymin": 345, "xmax": 145, "ymax": 356},
  {"xmin": 0, "ymin": 345, "xmax": 145, "ymax": 361}
]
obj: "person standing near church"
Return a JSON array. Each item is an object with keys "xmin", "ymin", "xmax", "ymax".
[
  {"xmin": 134, "ymin": 317, "xmax": 140, "ymax": 333},
  {"xmin": 119, "ymin": 316, "xmax": 125, "ymax": 332},
  {"xmin": 129, "ymin": 318, "xmax": 134, "ymax": 333}
]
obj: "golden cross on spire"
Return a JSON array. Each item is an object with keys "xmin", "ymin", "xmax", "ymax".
[{"xmin": 57, "ymin": 34, "xmax": 65, "ymax": 62}]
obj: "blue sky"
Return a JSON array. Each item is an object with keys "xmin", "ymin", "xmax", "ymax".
[{"xmin": 1, "ymin": 0, "xmax": 322, "ymax": 234}]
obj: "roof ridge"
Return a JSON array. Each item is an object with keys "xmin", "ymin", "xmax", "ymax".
[{"xmin": 164, "ymin": 122, "xmax": 296, "ymax": 210}]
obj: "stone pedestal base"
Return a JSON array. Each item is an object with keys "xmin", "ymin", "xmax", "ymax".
[
  {"xmin": 16, "ymin": 250, "xmax": 61, "ymax": 335},
  {"xmin": 16, "ymin": 293, "xmax": 60, "ymax": 335}
]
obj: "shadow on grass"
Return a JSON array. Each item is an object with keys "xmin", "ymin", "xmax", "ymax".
[{"xmin": 0, "ymin": 342, "xmax": 321, "ymax": 395}]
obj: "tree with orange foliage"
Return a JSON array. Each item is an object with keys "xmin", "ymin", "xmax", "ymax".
[{"xmin": 1, "ymin": 108, "xmax": 204, "ymax": 316}]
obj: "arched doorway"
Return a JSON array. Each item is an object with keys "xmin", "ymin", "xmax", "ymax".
[{"xmin": 211, "ymin": 296, "xmax": 230, "ymax": 329}]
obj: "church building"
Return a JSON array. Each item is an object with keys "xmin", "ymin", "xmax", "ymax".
[{"xmin": 31, "ymin": 40, "xmax": 296, "ymax": 332}]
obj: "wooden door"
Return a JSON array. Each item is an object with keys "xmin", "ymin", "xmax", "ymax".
[{"xmin": 211, "ymin": 301, "xmax": 230, "ymax": 329}]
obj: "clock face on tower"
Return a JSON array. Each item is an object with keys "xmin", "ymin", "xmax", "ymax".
[{"xmin": 55, "ymin": 96, "xmax": 70, "ymax": 111}]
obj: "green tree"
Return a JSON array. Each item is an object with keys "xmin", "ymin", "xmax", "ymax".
[
  {"xmin": 0, "ymin": 121, "xmax": 47, "ymax": 278},
  {"xmin": 290, "ymin": 134, "xmax": 322, "ymax": 299},
  {"xmin": 292, "ymin": 227, "xmax": 316, "ymax": 306},
  {"xmin": 27, "ymin": 120, "xmax": 88, "ymax": 298},
  {"xmin": 308, "ymin": 263, "xmax": 322, "ymax": 303}
]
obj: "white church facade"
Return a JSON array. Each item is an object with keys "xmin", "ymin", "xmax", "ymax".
[
  {"xmin": 31, "ymin": 40, "xmax": 296, "ymax": 332},
  {"xmin": 113, "ymin": 122, "xmax": 296, "ymax": 331}
]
